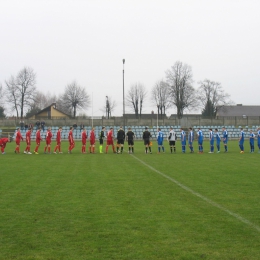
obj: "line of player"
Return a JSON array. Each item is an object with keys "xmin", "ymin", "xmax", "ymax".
[{"xmin": 1, "ymin": 126, "xmax": 260, "ymax": 155}]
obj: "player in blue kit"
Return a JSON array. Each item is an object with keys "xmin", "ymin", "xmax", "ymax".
[
  {"xmin": 249, "ymin": 130, "xmax": 255, "ymax": 153},
  {"xmin": 197, "ymin": 128, "xmax": 204, "ymax": 153},
  {"xmin": 239, "ymin": 128, "xmax": 245, "ymax": 153},
  {"xmin": 257, "ymin": 127, "xmax": 260, "ymax": 153},
  {"xmin": 188, "ymin": 127, "xmax": 194, "ymax": 153},
  {"xmin": 215, "ymin": 129, "xmax": 221, "ymax": 153},
  {"xmin": 208, "ymin": 128, "xmax": 214, "ymax": 153},
  {"xmin": 157, "ymin": 128, "xmax": 165, "ymax": 153},
  {"xmin": 180, "ymin": 128, "xmax": 186, "ymax": 153},
  {"xmin": 222, "ymin": 127, "xmax": 228, "ymax": 152}
]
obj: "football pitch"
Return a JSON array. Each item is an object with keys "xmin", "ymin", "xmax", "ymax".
[{"xmin": 1, "ymin": 140, "xmax": 260, "ymax": 260}]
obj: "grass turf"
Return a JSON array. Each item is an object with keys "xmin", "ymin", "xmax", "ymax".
[{"xmin": 0, "ymin": 140, "xmax": 260, "ymax": 259}]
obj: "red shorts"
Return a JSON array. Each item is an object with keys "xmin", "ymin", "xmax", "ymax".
[
  {"xmin": 36, "ymin": 140, "xmax": 41, "ymax": 145},
  {"xmin": 26, "ymin": 142, "xmax": 31, "ymax": 145},
  {"xmin": 56, "ymin": 142, "xmax": 61, "ymax": 145},
  {"xmin": 16, "ymin": 140, "xmax": 20, "ymax": 145},
  {"xmin": 90, "ymin": 140, "xmax": 95, "ymax": 145},
  {"xmin": 107, "ymin": 140, "xmax": 113, "ymax": 145},
  {"xmin": 82, "ymin": 141, "xmax": 86, "ymax": 145},
  {"xmin": 46, "ymin": 140, "xmax": 51, "ymax": 145}
]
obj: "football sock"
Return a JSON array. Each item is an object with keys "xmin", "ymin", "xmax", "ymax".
[
  {"xmin": 162, "ymin": 146, "xmax": 164, "ymax": 152},
  {"xmin": 132, "ymin": 147, "xmax": 134, "ymax": 153}
]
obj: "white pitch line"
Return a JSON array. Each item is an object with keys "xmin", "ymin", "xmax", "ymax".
[{"xmin": 131, "ymin": 154, "xmax": 260, "ymax": 233}]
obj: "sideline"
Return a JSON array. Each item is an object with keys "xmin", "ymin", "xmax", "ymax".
[{"xmin": 131, "ymin": 154, "xmax": 260, "ymax": 233}]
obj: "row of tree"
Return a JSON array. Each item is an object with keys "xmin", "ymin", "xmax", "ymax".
[
  {"xmin": 127, "ymin": 61, "xmax": 232, "ymax": 119},
  {"xmin": 0, "ymin": 61, "xmax": 232, "ymax": 119}
]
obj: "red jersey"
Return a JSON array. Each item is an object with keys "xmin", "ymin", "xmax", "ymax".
[
  {"xmin": 15, "ymin": 131, "xmax": 23, "ymax": 142},
  {"xmin": 36, "ymin": 130, "xmax": 42, "ymax": 142},
  {"xmin": 26, "ymin": 130, "xmax": 31, "ymax": 145},
  {"xmin": 56, "ymin": 130, "xmax": 61, "ymax": 143},
  {"xmin": 68, "ymin": 130, "xmax": 74, "ymax": 144},
  {"xmin": 82, "ymin": 131, "xmax": 87, "ymax": 143},
  {"xmin": 107, "ymin": 130, "xmax": 113, "ymax": 141},
  {"xmin": 46, "ymin": 130, "xmax": 53, "ymax": 142},
  {"xmin": 0, "ymin": 138, "xmax": 9, "ymax": 146},
  {"xmin": 90, "ymin": 130, "xmax": 95, "ymax": 141}
]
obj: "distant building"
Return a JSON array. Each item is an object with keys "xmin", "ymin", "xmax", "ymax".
[
  {"xmin": 29, "ymin": 103, "xmax": 71, "ymax": 120},
  {"xmin": 216, "ymin": 105, "xmax": 260, "ymax": 117}
]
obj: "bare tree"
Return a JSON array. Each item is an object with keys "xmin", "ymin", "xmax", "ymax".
[
  {"xmin": 166, "ymin": 61, "xmax": 197, "ymax": 119},
  {"xmin": 198, "ymin": 79, "xmax": 233, "ymax": 117},
  {"xmin": 32, "ymin": 91, "xmax": 57, "ymax": 110},
  {"xmin": 5, "ymin": 76, "xmax": 20, "ymax": 118},
  {"xmin": 100, "ymin": 96, "xmax": 116, "ymax": 118},
  {"xmin": 5, "ymin": 67, "xmax": 36, "ymax": 118},
  {"xmin": 60, "ymin": 81, "xmax": 90, "ymax": 118},
  {"xmin": 151, "ymin": 80, "xmax": 171, "ymax": 119},
  {"xmin": 0, "ymin": 84, "xmax": 6, "ymax": 118},
  {"xmin": 126, "ymin": 83, "xmax": 147, "ymax": 118}
]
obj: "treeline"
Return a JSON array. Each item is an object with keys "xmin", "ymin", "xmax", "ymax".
[{"xmin": 0, "ymin": 61, "xmax": 233, "ymax": 119}]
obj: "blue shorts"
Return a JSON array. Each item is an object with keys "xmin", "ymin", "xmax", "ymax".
[
  {"xmin": 157, "ymin": 141, "xmax": 163, "ymax": 146},
  {"xmin": 188, "ymin": 141, "xmax": 193, "ymax": 146},
  {"xmin": 198, "ymin": 140, "xmax": 203, "ymax": 145},
  {"xmin": 210, "ymin": 140, "xmax": 214, "ymax": 146}
]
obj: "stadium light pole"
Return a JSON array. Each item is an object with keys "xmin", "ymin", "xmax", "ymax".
[{"xmin": 123, "ymin": 59, "xmax": 125, "ymax": 132}]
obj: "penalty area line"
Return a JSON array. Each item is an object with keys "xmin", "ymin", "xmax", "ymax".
[{"xmin": 131, "ymin": 154, "xmax": 260, "ymax": 233}]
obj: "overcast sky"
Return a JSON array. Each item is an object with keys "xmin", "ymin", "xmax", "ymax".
[{"xmin": 1, "ymin": 0, "xmax": 260, "ymax": 117}]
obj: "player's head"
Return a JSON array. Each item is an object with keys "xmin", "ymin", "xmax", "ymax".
[
  {"xmin": 215, "ymin": 128, "xmax": 218, "ymax": 132},
  {"xmin": 250, "ymin": 129, "xmax": 253, "ymax": 133},
  {"xmin": 209, "ymin": 128, "xmax": 212, "ymax": 131},
  {"xmin": 17, "ymin": 127, "xmax": 20, "ymax": 131},
  {"xmin": 222, "ymin": 127, "xmax": 226, "ymax": 130},
  {"xmin": 102, "ymin": 126, "xmax": 105, "ymax": 130},
  {"xmin": 170, "ymin": 127, "xmax": 173, "ymax": 130},
  {"xmin": 189, "ymin": 127, "xmax": 192, "ymax": 131},
  {"xmin": 128, "ymin": 127, "xmax": 131, "ymax": 130},
  {"xmin": 70, "ymin": 126, "xmax": 73, "ymax": 130},
  {"xmin": 241, "ymin": 128, "xmax": 243, "ymax": 130},
  {"xmin": 145, "ymin": 127, "xmax": 148, "ymax": 130},
  {"xmin": 158, "ymin": 128, "xmax": 161, "ymax": 131},
  {"xmin": 59, "ymin": 126, "xmax": 62, "ymax": 130}
]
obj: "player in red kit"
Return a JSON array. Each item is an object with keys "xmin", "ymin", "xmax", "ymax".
[
  {"xmin": 44, "ymin": 127, "xmax": 53, "ymax": 154},
  {"xmin": 68, "ymin": 126, "xmax": 75, "ymax": 153},
  {"xmin": 0, "ymin": 136, "xmax": 11, "ymax": 154},
  {"xmin": 106, "ymin": 127, "xmax": 115, "ymax": 153},
  {"xmin": 34, "ymin": 128, "xmax": 42, "ymax": 154},
  {"xmin": 24, "ymin": 128, "xmax": 32, "ymax": 154},
  {"xmin": 15, "ymin": 128, "xmax": 23, "ymax": 153},
  {"xmin": 89, "ymin": 127, "xmax": 96, "ymax": 153},
  {"xmin": 54, "ymin": 127, "xmax": 63, "ymax": 154},
  {"xmin": 81, "ymin": 128, "xmax": 87, "ymax": 153}
]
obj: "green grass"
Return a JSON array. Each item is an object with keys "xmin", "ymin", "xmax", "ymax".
[{"xmin": 0, "ymin": 140, "xmax": 260, "ymax": 259}]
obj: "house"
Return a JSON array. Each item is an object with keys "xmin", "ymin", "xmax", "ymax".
[
  {"xmin": 29, "ymin": 103, "xmax": 71, "ymax": 120},
  {"xmin": 216, "ymin": 105, "xmax": 260, "ymax": 117}
]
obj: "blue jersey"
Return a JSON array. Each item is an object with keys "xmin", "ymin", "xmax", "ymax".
[
  {"xmin": 197, "ymin": 130, "xmax": 203, "ymax": 142},
  {"xmin": 258, "ymin": 130, "xmax": 260, "ymax": 144},
  {"xmin": 209, "ymin": 131, "xmax": 214, "ymax": 141},
  {"xmin": 222, "ymin": 130, "xmax": 228, "ymax": 142},
  {"xmin": 181, "ymin": 130, "xmax": 186, "ymax": 141},
  {"xmin": 215, "ymin": 132, "xmax": 221, "ymax": 144},
  {"xmin": 249, "ymin": 133, "xmax": 255, "ymax": 144},
  {"xmin": 188, "ymin": 131, "xmax": 194, "ymax": 142},
  {"xmin": 239, "ymin": 131, "xmax": 245, "ymax": 144},
  {"xmin": 157, "ymin": 131, "xmax": 164, "ymax": 143}
]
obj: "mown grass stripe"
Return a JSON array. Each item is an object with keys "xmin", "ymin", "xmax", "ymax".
[{"xmin": 131, "ymin": 154, "xmax": 260, "ymax": 233}]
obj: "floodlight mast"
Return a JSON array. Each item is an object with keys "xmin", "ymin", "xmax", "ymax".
[{"xmin": 123, "ymin": 59, "xmax": 125, "ymax": 132}]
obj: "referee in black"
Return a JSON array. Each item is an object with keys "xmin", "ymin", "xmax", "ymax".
[
  {"xmin": 117, "ymin": 126, "xmax": 125, "ymax": 154},
  {"xmin": 126, "ymin": 127, "xmax": 135, "ymax": 153},
  {"xmin": 143, "ymin": 127, "xmax": 152, "ymax": 154}
]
